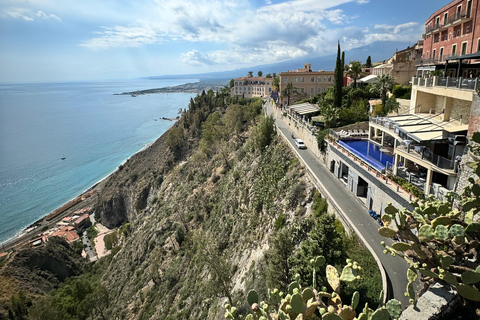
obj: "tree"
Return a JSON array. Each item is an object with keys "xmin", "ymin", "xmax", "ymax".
[
  {"xmin": 272, "ymin": 77, "xmax": 280, "ymax": 91},
  {"xmin": 366, "ymin": 55, "xmax": 372, "ymax": 68},
  {"xmin": 248, "ymin": 71, "xmax": 253, "ymax": 77},
  {"xmin": 272, "ymin": 73, "xmax": 276, "ymax": 78},
  {"xmin": 253, "ymin": 115, "xmax": 276, "ymax": 152},
  {"xmin": 265, "ymin": 73, "xmax": 272, "ymax": 78},
  {"xmin": 341, "ymin": 51, "xmax": 345, "ymax": 74},
  {"xmin": 229, "ymin": 79, "xmax": 234, "ymax": 88},
  {"xmin": 258, "ymin": 71, "xmax": 263, "ymax": 77},
  {"xmin": 283, "ymin": 82, "xmax": 297, "ymax": 107},
  {"xmin": 265, "ymin": 228, "xmax": 295, "ymax": 292},
  {"xmin": 370, "ymin": 73, "xmax": 395, "ymax": 110},
  {"xmin": 334, "ymin": 42, "xmax": 343, "ymax": 109},
  {"xmin": 193, "ymin": 230, "xmax": 234, "ymax": 306},
  {"xmin": 347, "ymin": 61, "xmax": 363, "ymax": 89}
]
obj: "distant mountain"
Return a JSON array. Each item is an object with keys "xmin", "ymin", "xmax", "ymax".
[{"xmin": 146, "ymin": 40, "xmax": 414, "ymax": 81}]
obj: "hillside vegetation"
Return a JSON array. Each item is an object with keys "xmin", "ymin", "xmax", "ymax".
[{"xmin": 1, "ymin": 91, "xmax": 380, "ymax": 319}]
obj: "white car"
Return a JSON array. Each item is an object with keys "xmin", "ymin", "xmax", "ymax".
[{"xmin": 295, "ymin": 139, "xmax": 306, "ymax": 149}]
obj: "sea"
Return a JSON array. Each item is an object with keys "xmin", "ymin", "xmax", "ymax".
[{"xmin": 0, "ymin": 79, "xmax": 197, "ymax": 245}]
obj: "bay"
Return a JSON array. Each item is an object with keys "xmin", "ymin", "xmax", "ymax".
[{"xmin": 0, "ymin": 79, "xmax": 196, "ymax": 244}]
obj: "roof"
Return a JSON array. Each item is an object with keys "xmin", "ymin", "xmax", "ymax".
[
  {"xmin": 358, "ymin": 75, "xmax": 378, "ymax": 83},
  {"xmin": 288, "ymin": 103, "xmax": 320, "ymax": 115},
  {"xmin": 383, "ymin": 114, "xmax": 468, "ymax": 142}
]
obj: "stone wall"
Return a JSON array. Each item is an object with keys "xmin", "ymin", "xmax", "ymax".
[{"xmin": 451, "ymin": 98, "xmax": 472, "ymax": 124}]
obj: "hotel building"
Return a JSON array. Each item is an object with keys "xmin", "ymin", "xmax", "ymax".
[{"xmin": 231, "ymin": 75, "xmax": 273, "ymax": 98}]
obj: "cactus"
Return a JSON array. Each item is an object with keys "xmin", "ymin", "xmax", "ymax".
[
  {"xmin": 407, "ymin": 267, "xmax": 417, "ymax": 283},
  {"xmin": 311, "ymin": 255, "xmax": 325, "ymax": 289},
  {"xmin": 434, "ymin": 225, "xmax": 449, "ymax": 241},
  {"xmin": 418, "ymin": 225, "xmax": 434, "ymax": 242},
  {"xmin": 391, "ymin": 242, "xmax": 411, "ymax": 251},
  {"xmin": 247, "ymin": 290, "xmax": 259, "ymax": 306},
  {"xmin": 385, "ymin": 299, "xmax": 402, "ymax": 319},
  {"xmin": 456, "ymin": 283, "xmax": 480, "ymax": 301},
  {"xmin": 449, "ymin": 224, "xmax": 464, "ymax": 237},
  {"xmin": 378, "ymin": 226, "xmax": 397, "ymax": 238},
  {"xmin": 288, "ymin": 281, "xmax": 300, "ymax": 295},
  {"xmin": 326, "ymin": 265, "xmax": 341, "ymax": 293},
  {"xmin": 370, "ymin": 308, "xmax": 390, "ymax": 320},
  {"xmin": 461, "ymin": 270, "xmax": 480, "ymax": 285},
  {"xmin": 351, "ymin": 291, "xmax": 360, "ymax": 310}
]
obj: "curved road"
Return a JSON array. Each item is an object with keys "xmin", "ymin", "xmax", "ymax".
[{"xmin": 266, "ymin": 100, "xmax": 409, "ymax": 307}]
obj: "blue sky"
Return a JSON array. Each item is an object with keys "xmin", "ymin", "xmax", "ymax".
[{"xmin": 0, "ymin": 0, "xmax": 452, "ymax": 83}]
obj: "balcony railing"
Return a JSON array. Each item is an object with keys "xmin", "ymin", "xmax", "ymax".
[
  {"xmin": 412, "ymin": 76, "xmax": 479, "ymax": 91},
  {"xmin": 396, "ymin": 144, "xmax": 455, "ymax": 171}
]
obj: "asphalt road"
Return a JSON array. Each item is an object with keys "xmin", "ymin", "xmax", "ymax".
[{"xmin": 266, "ymin": 100, "xmax": 409, "ymax": 307}]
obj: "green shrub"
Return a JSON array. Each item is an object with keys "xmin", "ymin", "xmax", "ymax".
[
  {"xmin": 275, "ymin": 213, "xmax": 286, "ymax": 231},
  {"xmin": 392, "ymin": 85, "xmax": 411, "ymax": 99},
  {"xmin": 86, "ymin": 226, "xmax": 98, "ymax": 241}
]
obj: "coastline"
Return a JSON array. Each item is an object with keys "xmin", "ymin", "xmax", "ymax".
[{"xmin": 0, "ymin": 119, "xmax": 178, "ymax": 251}]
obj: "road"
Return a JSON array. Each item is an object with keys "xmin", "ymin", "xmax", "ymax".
[{"xmin": 265, "ymin": 100, "xmax": 409, "ymax": 306}]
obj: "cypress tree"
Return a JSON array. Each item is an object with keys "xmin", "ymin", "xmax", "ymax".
[
  {"xmin": 334, "ymin": 42, "xmax": 343, "ymax": 109},
  {"xmin": 366, "ymin": 55, "xmax": 372, "ymax": 68},
  {"xmin": 341, "ymin": 51, "xmax": 345, "ymax": 73}
]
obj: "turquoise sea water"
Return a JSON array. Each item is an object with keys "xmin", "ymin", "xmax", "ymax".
[{"xmin": 0, "ymin": 79, "xmax": 196, "ymax": 244}]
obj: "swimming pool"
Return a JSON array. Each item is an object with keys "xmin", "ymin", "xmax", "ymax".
[{"xmin": 338, "ymin": 140, "xmax": 394, "ymax": 171}]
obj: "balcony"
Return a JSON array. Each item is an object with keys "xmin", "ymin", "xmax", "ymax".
[
  {"xmin": 396, "ymin": 144, "xmax": 456, "ymax": 172},
  {"xmin": 412, "ymin": 76, "xmax": 479, "ymax": 91}
]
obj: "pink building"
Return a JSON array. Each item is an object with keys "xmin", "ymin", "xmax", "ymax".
[{"xmin": 417, "ymin": 0, "xmax": 480, "ymax": 77}]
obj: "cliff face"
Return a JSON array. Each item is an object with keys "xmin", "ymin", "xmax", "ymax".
[{"xmin": 0, "ymin": 237, "xmax": 84, "ymax": 316}]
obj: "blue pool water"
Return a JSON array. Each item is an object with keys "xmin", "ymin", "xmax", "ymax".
[{"xmin": 338, "ymin": 140, "xmax": 394, "ymax": 171}]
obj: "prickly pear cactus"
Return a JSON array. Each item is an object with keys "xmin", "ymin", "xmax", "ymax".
[{"xmin": 379, "ymin": 134, "xmax": 480, "ymax": 305}]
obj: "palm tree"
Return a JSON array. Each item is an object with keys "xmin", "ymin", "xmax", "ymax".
[
  {"xmin": 347, "ymin": 61, "xmax": 363, "ymax": 88},
  {"xmin": 370, "ymin": 74, "xmax": 395, "ymax": 110},
  {"xmin": 283, "ymin": 82, "xmax": 297, "ymax": 106}
]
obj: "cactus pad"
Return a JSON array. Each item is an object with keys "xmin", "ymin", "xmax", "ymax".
[
  {"xmin": 290, "ymin": 293, "xmax": 305, "ymax": 317},
  {"xmin": 456, "ymin": 283, "xmax": 480, "ymax": 301},
  {"xmin": 449, "ymin": 224, "xmax": 465, "ymax": 237},
  {"xmin": 418, "ymin": 225, "xmax": 434, "ymax": 242},
  {"xmin": 384, "ymin": 203, "xmax": 398, "ymax": 214},
  {"xmin": 407, "ymin": 267, "xmax": 417, "ymax": 283},
  {"xmin": 326, "ymin": 265, "xmax": 341, "ymax": 292},
  {"xmin": 323, "ymin": 314, "xmax": 343, "ymax": 320},
  {"xmin": 288, "ymin": 281, "xmax": 300, "ymax": 295},
  {"xmin": 371, "ymin": 308, "xmax": 390, "ymax": 320},
  {"xmin": 247, "ymin": 290, "xmax": 259, "ymax": 306},
  {"xmin": 434, "ymin": 225, "xmax": 449, "ymax": 241},
  {"xmin": 439, "ymin": 254, "xmax": 454, "ymax": 269},
  {"xmin": 312, "ymin": 255, "xmax": 326, "ymax": 268},
  {"xmin": 378, "ymin": 227, "xmax": 397, "ymax": 238},
  {"xmin": 340, "ymin": 265, "xmax": 359, "ymax": 283},
  {"xmin": 462, "ymin": 270, "xmax": 480, "ymax": 285},
  {"xmin": 431, "ymin": 216, "xmax": 451, "ymax": 229},
  {"xmin": 386, "ymin": 299, "xmax": 402, "ymax": 319},
  {"xmin": 351, "ymin": 291, "xmax": 360, "ymax": 310},
  {"xmin": 392, "ymin": 242, "xmax": 411, "ymax": 251},
  {"xmin": 418, "ymin": 268, "xmax": 439, "ymax": 279}
]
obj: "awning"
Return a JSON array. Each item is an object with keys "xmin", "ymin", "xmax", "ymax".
[
  {"xmin": 385, "ymin": 114, "xmax": 468, "ymax": 142},
  {"xmin": 446, "ymin": 52, "xmax": 480, "ymax": 61},
  {"xmin": 358, "ymin": 75, "xmax": 378, "ymax": 83},
  {"xmin": 288, "ymin": 102, "xmax": 320, "ymax": 115}
]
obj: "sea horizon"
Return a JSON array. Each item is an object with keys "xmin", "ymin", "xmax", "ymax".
[{"xmin": 0, "ymin": 78, "xmax": 197, "ymax": 245}]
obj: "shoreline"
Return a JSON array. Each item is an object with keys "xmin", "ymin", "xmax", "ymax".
[{"xmin": 0, "ymin": 120, "xmax": 178, "ymax": 250}]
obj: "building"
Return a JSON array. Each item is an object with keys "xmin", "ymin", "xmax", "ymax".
[
  {"xmin": 279, "ymin": 63, "xmax": 335, "ymax": 106},
  {"xmin": 231, "ymin": 74, "xmax": 273, "ymax": 98},
  {"xmin": 368, "ymin": 42, "xmax": 423, "ymax": 85},
  {"xmin": 416, "ymin": 0, "xmax": 480, "ymax": 77}
]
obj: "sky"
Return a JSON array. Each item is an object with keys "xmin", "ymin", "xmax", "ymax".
[{"xmin": 0, "ymin": 0, "xmax": 453, "ymax": 83}]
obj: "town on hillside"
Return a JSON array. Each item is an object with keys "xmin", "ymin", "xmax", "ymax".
[{"xmin": 2, "ymin": 0, "xmax": 480, "ymax": 319}]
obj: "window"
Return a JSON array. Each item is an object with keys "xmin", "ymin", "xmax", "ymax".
[
  {"xmin": 457, "ymin": 5, "xmax": 462, "ymax": 19},
  {"xmin": 452, "ymin": 45, "xmax": 456, "ymax": 56},
  {"xmin": 295, "ymin": 77, "xmax": 298, "ymax": 83},
  {"xmin": 317, "ymin": 77, "xmax": 322, "ymax": 82},
  {"xmin": 328, "ymin": 76, "xmax": 332, "ymax": 82},
  {"xmin": 317, "ymin": 87, "xmax": 322, "ymax": 93},
  {"xmin": 467, "ymin": 0, "xmax": 472, "ymax": 17},
  {"xmin": 284, "ymin": 77, "xmax": 288, "ymax": 83},
  {"xmin": 311, "ymin": 88, "xmax": 314, "ymax": 94},
  {"xmin": 444, "ymin": 12, "xmax": 448, "ymax": 25},
  {"xmin": 461, "ymin": 42, "xmax": 468, "ymax": 55},
  {"xmin": 439, "ymin": 47, "xmax": 444, "ymax": 61},
  {"xmin": 311, "ymin": 76, "xmax": 315, "ymax": 82},
  {"xmin": 477, "ymin": 38, "xmax": 480, "ymax": 52},
  {"xmin": 301, "ymin": 77, "xmax": 305, "ymax": 82},
  {"xmin": 432, "ymin": 49, "xmax": 436, "ymax": 60},
  {"xmin": 435, "ymin": 16, "xmax": 440, "ymax": 27}
]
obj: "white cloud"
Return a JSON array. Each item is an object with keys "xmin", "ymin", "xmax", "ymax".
[
  {"xmin": 0, "ymin": 7, "xmax": 60, "ymax": 21},
  {"xmin": 78, "ymin": 0, "xmax": 421, "ymax": 67}
]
